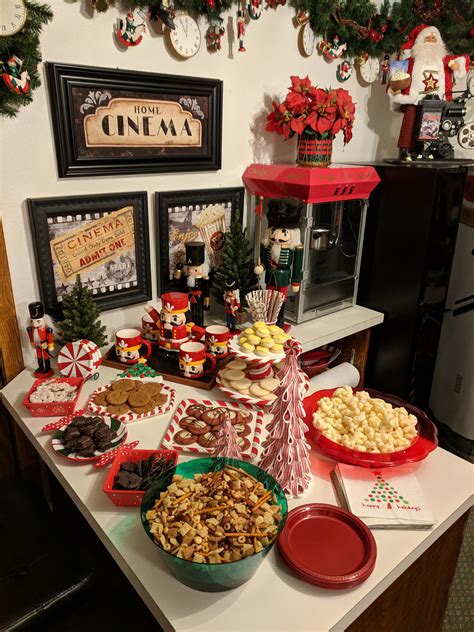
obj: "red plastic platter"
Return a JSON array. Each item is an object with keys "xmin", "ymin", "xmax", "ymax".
[
  {"xmin": 303, "ymin": 387, "xmax": 438, "ymax": 468},
  {"xmin": 278, "ymin": 504, "xmax": 376, "ymax": 589}
]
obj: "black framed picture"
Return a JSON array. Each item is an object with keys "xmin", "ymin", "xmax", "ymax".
[
  {"xmin": 46, "ymin": 62, "xmax": 223, "ymax": 178},
  {"xmin": 156, "ymin": 187, "xmax": 245, "ymax": 293},
  {"xmin": 28, "ymin": 192, "xmax": 152, "ymax": 314}
]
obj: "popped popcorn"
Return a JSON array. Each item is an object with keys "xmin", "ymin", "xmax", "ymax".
[{"xmin": 312, "ymin": 386, "xmax": 418, "ymax": 453}]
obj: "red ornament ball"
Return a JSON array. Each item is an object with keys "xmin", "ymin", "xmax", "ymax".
[{"xmin": 470, "ymin": 26, "xmax": 474, "ymax": 38}]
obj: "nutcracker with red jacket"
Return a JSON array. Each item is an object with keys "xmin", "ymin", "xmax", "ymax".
[
  {"xmin": 26, "ymin": 302, "xmax": 54, "ymax": 378},
  {"xmin": 223, "ymin": 279, "xmax": 241, "ymax": 332},
  {"xmin": 388, "ymin": 24, "xmax": 470, "ymax": 159},
  {"xmin": 254, "ymin": 198, "xmax": 304, "ymax": 328},
  {"xmin": 145, "ymin": 292, "xmax": 204, "ymax": 355},
  {"xmin": 173, "ymin": 242, "xmax": 210, "ymax": 328}
]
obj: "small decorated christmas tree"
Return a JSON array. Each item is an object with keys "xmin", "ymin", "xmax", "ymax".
[
  {"xmin": 58, "ymin": 275, "xmax": 107, "ymax": 348},
  {"xmin": 258, "ymin": 338, "xmax": 311, "ymax": 497},
  {"xmin": 212, "ymin": 220, "xmax": 258, "ymax": 306},
  {"xmin": 213, "ymin": 413, "xmax": 241, "ymax": 459}
]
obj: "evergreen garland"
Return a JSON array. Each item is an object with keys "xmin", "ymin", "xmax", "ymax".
[
  {"xmin": 212, "ymin": 220, "xmax": 258, "ymax": 306},
  {"xmin": 0, "ymin": 1, "xmax": 53, "ymax": 118},
  {"xmin": 58, "ymin": 275, "xmax": 108, "ymax": 348}
]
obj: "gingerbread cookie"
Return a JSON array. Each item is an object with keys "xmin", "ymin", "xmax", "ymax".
[
  {"xmin": 132, "ymin": 401, "xmax": 156, "ymax": 415},
  {"xmin": 128, "ymin": 390, "xmax": 151, "ymax": 408},
  {"xmin": 106, "ymin": 403, "xmax": 129, "ymax": 416},
  {"xmin": 186, "ymin": 404, "xmax": 205, "ymax": 419},
  {"xmin": 144, "ymin": 382, "xmax": 162, "ymax": 397},
  {"xmin": 94, "ymin": 391, "xmax": 108, "ymax": 406},
  {"xmin": 187, "ymin": 419, "xmax": 211, "ymax": 436},
  {"xmin": 106, "ymin": 390, "xmax": 129, "ymax": 406},
  {"xmin": 152, "ymin": 393, "xmax": 168, "ymax": 407},
  {"xmin": 111, "ymin": 379, "xmax": 136, "ymax": 392},
  {"xmin": 197, "ymin": 431, "xmax": 218, "ymax": 448},
  {"xmin": 174, "ymin": 430, "xmax": 195, "ymax": 446}
]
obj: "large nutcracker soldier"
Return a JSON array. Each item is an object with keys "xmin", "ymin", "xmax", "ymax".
[
  {"xmin": 26, "ymin": 302, "xmax": 54, "ymax": 377},
  {"xmin": 174, "ymin": 242, "xmax": 210, "ymax": 327},
  {"xmin": 145, "ymin": 292, "xmax": 203, "ymax": 355},
  {"xmin": 254, "ymin": 198, "xmax": 304, "ymax": 327}
]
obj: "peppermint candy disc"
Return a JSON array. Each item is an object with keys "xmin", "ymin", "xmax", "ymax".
[{"xmin": 57, "ymin": 340, "xmax": 102, "ymax": 380}]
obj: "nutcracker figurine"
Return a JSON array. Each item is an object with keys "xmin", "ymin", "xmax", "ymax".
[
  {"xmin": 254, "ymin": 198, "xmax": 304, "ymax": 327},
  {"xmin": 26, "ymin": 302, "xmax": 54, "ymax": 378},
  {"xmin": 173, "ymin": 242, "xmax": 210, "ymax": 327},
  {"xmin": 223, "ymin": 279, "xmax": 240, "ymax": 333},
  {"xmin": 145, "ymin": 292, "xmax": 204, "ymax": 355},
  {"xmin": 381, "ymin": 54, "xmax": 390, "ymax": 85}
]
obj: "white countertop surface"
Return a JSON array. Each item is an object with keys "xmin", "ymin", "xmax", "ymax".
[{"xmin": 2, "ymin": 366, "xmax": 472, "ymax": 632}]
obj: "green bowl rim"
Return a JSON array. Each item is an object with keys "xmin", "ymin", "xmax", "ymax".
[{"xmin": 140, "ymin": 457, "xmax": 288, "ymax": 568}]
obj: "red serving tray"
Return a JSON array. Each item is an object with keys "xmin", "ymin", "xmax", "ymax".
[
  {"xmin": 278, "ymin": 503, "xmax": 376, "ymax": 589},
  {"xmin": 303, "ymin": 388, "xmax": 438, "ymax": 468},
  {"xmin": 23, "ymin": 377, "xmax": 85, "ymax": 417},
  {"xmin": 103, "ymin": 448, "xmax": 178, "ymax": 507}
]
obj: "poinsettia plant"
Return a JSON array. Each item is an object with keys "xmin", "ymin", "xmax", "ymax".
[{"xmin": 266, "ymin": 76, "xmax": 356, "ymax": 144}]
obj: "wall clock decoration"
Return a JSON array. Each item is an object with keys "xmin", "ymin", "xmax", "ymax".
[
  {"xmin": 298, "ymin": 23, "xmax": 315, "ymax": 57},
  {"xmin": 359, "ymin": 57, "xmax": 380, "ymax": 84},
  {"xmin": 0, "ymin": 0, "xmax": 27, "ymax": 37},
  {"xmin": 167, "ymin": 12, "xmax": 201, "ymax": 59}
]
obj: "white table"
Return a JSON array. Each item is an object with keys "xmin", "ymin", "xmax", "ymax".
[{"xmin": 2, "ymin": 367, "xmax": 473, "ymax": 632}]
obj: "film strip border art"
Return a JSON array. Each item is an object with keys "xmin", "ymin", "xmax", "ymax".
[{"xmin": 46, "ymin": 211, "xmax": 138, "ymax": 302}]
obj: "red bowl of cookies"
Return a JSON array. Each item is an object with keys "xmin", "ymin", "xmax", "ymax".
[{"xmin": 23, "ymin": 377, "xmax": 84, "ymax": 417}]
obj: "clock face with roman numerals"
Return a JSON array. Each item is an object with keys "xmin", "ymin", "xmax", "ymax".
[
  {"xmin": 168, "ymin": 13, "xmax": 201, "ymax": 59},
  {"xmin": 0, "ymin": 1, "xmax": 27, "ymax": 37}
]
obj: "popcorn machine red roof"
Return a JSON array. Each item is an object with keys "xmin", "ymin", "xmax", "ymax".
[{"xmin": 242, "ymin": 164, "xmax": 381, "ymax": 324}]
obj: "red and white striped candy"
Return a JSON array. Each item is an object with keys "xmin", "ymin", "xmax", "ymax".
[{"xmin": 58, "ymin": 340, "xmax": 102, "ymax": 380}]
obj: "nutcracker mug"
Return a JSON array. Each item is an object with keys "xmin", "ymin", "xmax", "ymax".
[
  {"xmin": 205, "ymin": 325, "xmax": 230, "ymax": 358},
  {"xmin": 115, "ymin": 328, "xmax": 152, "ymax": 365},
  {"xmin": 141, "ymin": 313, "xmax": 160, "ymax": 345},
  {"xmin": 179, "ymin": 341, "xmax": 216, "ymax": 379}
]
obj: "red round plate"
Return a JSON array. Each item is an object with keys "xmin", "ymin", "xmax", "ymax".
[
  {"xmin": 303, "ymin": 387, "xmax": 438, "ymax": 468},
  {"xmin": 278, "ymin": 504, "xmax": 376, "ymax": 589}
]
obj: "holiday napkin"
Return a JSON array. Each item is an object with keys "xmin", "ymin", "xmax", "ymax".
[{"xmin": 331, "ymin": 464, "xmax": 436, "ymax": 529}]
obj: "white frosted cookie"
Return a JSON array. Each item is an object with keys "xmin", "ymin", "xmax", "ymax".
[
  {"xmin": 226, "ymin": 360, "xmax": 247, "ymax": 372},
  {"xmin": 249, "ymin": 383, "xmax": 270, "ymax": 398},
  {"xmin": 260, "ymin": 377, "xmax": 279, "ymax": 392}
]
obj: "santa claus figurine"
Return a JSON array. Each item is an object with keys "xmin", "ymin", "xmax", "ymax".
[
  {"xmin": 26, "ymin": 302, "xmax": 54, "ymax": 378},
  {"xmin": 389, "ymin": 24, "xmax": 470, "ymax": 159},
  {"xmin": 254, "ymin": 198, "xmax": 304, "ymax": 327}
]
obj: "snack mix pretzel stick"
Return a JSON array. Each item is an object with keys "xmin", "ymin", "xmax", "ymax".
[{"xmin": 146, "ymin": 466, "xmax": 283, "ymax": 564}]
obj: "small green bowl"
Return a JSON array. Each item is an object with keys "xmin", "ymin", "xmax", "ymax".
[{"xmin": 140, "ymin": 457, "xmax": 288, "ymax": 592}]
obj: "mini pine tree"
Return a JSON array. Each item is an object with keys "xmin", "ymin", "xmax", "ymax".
[
  {"xmin": 212, "ymin": 220, "xmax": 258, "ymax": 306},
  {"xmin": 58, "ymin": 275, "xmax": 107, "ymax": 348}
]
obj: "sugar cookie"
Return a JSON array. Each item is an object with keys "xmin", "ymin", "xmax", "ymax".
[
  {"xmin": 230, "ymin": 377, "xmax": 251, "ymax": 391},
  {"xmin": 273, "ymin": 334, "xmax": 289, "ymax": 345},
  {"xmin": 224, "ymin": 369, "xmax": 246, "ymax": 381},
  {"xmin": 271, "ymin": 344, "xmax": 284, "ymax": 354},
  {"xmin": 249, "ymin": 383, "xmax": 270, "ymax": 397},
  {"xmin": 260, "ymin": 337, "xmax": 275, "ymax": 349},
  {"xmin": 260, "ymin": 377, "xmax": 279, "ymax": 392},
  {"xmin": 268, "ymin": 325, "xmax": 282, "ymax": 335},
  {"xmin": 261, "ymin": 393, "xmax": 277, "ymax": 402},
  {"xmin": 226, "ymin": 360, "xmax": 247, "ymax": 371},
  {"xmin": 253, "ymin": 321, "xmax": 266, "ymax": 328},
  {"xmin": 254, "ymin": 346, "xmax": 270, "ymax": 357},
  {"xmin": 247, "ymin": 335, "xmax": 261, "ymax": 346},
  {"xmin": 241, "ymin": 342, "xmax": 255, "ymax": 353}
]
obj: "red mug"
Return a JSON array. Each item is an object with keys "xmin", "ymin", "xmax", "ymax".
[
  {"xmin": 205, "ymin": 325, "xmax": 230, "ymax": 358},
  {"xmin": 141, "ymin": 313, "xmax": 160, "ymax": 345},
  {"xmin": 115, "ymin": 328, "xmax": 152, "ymax": 365},
  {"xmin": 179, "ymin": 341, "xmax": 216, "ymax": 379}
]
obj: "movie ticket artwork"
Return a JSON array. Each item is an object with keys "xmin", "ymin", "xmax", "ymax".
[{"xmin": 28, "ymin": 192, "xmax": 152, "ymax": 313}]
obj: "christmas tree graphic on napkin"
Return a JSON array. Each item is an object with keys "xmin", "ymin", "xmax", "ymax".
[{"xmin": 364, "ymin": 471, "xmax": 410, "ymax": 509}]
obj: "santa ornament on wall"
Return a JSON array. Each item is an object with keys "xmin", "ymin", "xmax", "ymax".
[
  {"xmin": 1, "ymin": 55, "xmax": 30, "ymax": 94},
  {"xmin": 117, "ymin": 11, "xmax": 146, "ymax": 46},
  {"xmin": 388, "ymin": 24, "xmax": 469, "ymax": 159}
]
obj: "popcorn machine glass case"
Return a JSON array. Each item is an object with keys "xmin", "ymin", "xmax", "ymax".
[{"xmin": 242, "ymin": 164, "xmax": 380, "ymax": 324}]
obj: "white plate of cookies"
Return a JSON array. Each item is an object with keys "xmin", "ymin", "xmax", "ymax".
[
  {"xmin": 228, "ymin": 322, "xmax": 292, "ymax": 364},
  {"xmin": 216, "ymin": 358, "xmax": 309, "ymax": 408},
  {"xmin": 88, "ymin": 376, "xmax": 176, "ymax": 423}
]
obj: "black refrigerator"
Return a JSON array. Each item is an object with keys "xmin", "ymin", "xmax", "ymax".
[{"xmin": 356, "ymin": 161, "xmax": 472, "ymax": 411}]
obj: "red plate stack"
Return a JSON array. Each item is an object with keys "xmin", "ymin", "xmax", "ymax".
[{"xmin": 278, "ymin": 504, "xmax": 377, "ymax": 589}]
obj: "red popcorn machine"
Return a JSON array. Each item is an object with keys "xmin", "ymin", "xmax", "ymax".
[{"xmin": 242, "ymin": 164, "xmax": 380, "ymax": 324}]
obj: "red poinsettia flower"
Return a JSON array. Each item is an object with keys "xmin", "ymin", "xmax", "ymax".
[{"xmin": 289, "ymin": 75, "xmax": 312, "ymax": 94}]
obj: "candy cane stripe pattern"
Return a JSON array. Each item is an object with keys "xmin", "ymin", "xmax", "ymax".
[{"xmin": 58, "ymin": 340, "xmax": 102, "ymax": 380}]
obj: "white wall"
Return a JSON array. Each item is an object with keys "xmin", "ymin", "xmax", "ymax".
[{"xmin": 0, "ymin": 2, "xmax": 469, "ymax": 367}]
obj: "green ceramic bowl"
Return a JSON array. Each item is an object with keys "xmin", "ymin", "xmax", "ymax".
[{"xmin": 140, "ymin": 457, "xmax": 288, "ymax": 592}]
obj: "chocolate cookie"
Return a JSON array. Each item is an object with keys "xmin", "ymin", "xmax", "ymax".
[
  {"xmin": 106, "ymin": 390, "xmax": 129, "ymax": 406},
  {"xmin": 174, "ymin": 430, "xmax": 195, "ymax": 446},
  {"xmin": 179, "ymin": 416, "xmax": 196, "ymax": 429},
  {"xmin": 106, "ymin": 403, "xmax": 129, "ymax": 416},
  {"xmin": 234, "ymin": 423, "xmax": 251, "ymax": 438},
  {"xmin": 197, "ymin": 431, "xmax": 218, "ymax": 448},
  {"xmin": 224, "ymin": 409, "xmax": 239, "ymax": 424},
  {"xmin": 237, "ymin": 436, "xmax": 251, "ymax": 453},
  {"xmin": 186, "ymin": 404, "xmax": 205, "ymax": 419},
  {"xmin": 187, "ymin": 419, "xmax": 211, "ymax": 436},
  {"xmin": 111, "ymin": 379, "xmax": 136, "ymax": 392},
  {"xmin": 201, "ymin": 408, "xmax": 225, "ymax": 426},
  {"xmin": 236, "ymin": 410, "xmax": 253, "ymax": 424},
  {"xmin": 128, "ymin": 390, "xmax": 151, "ymax": 408}
]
